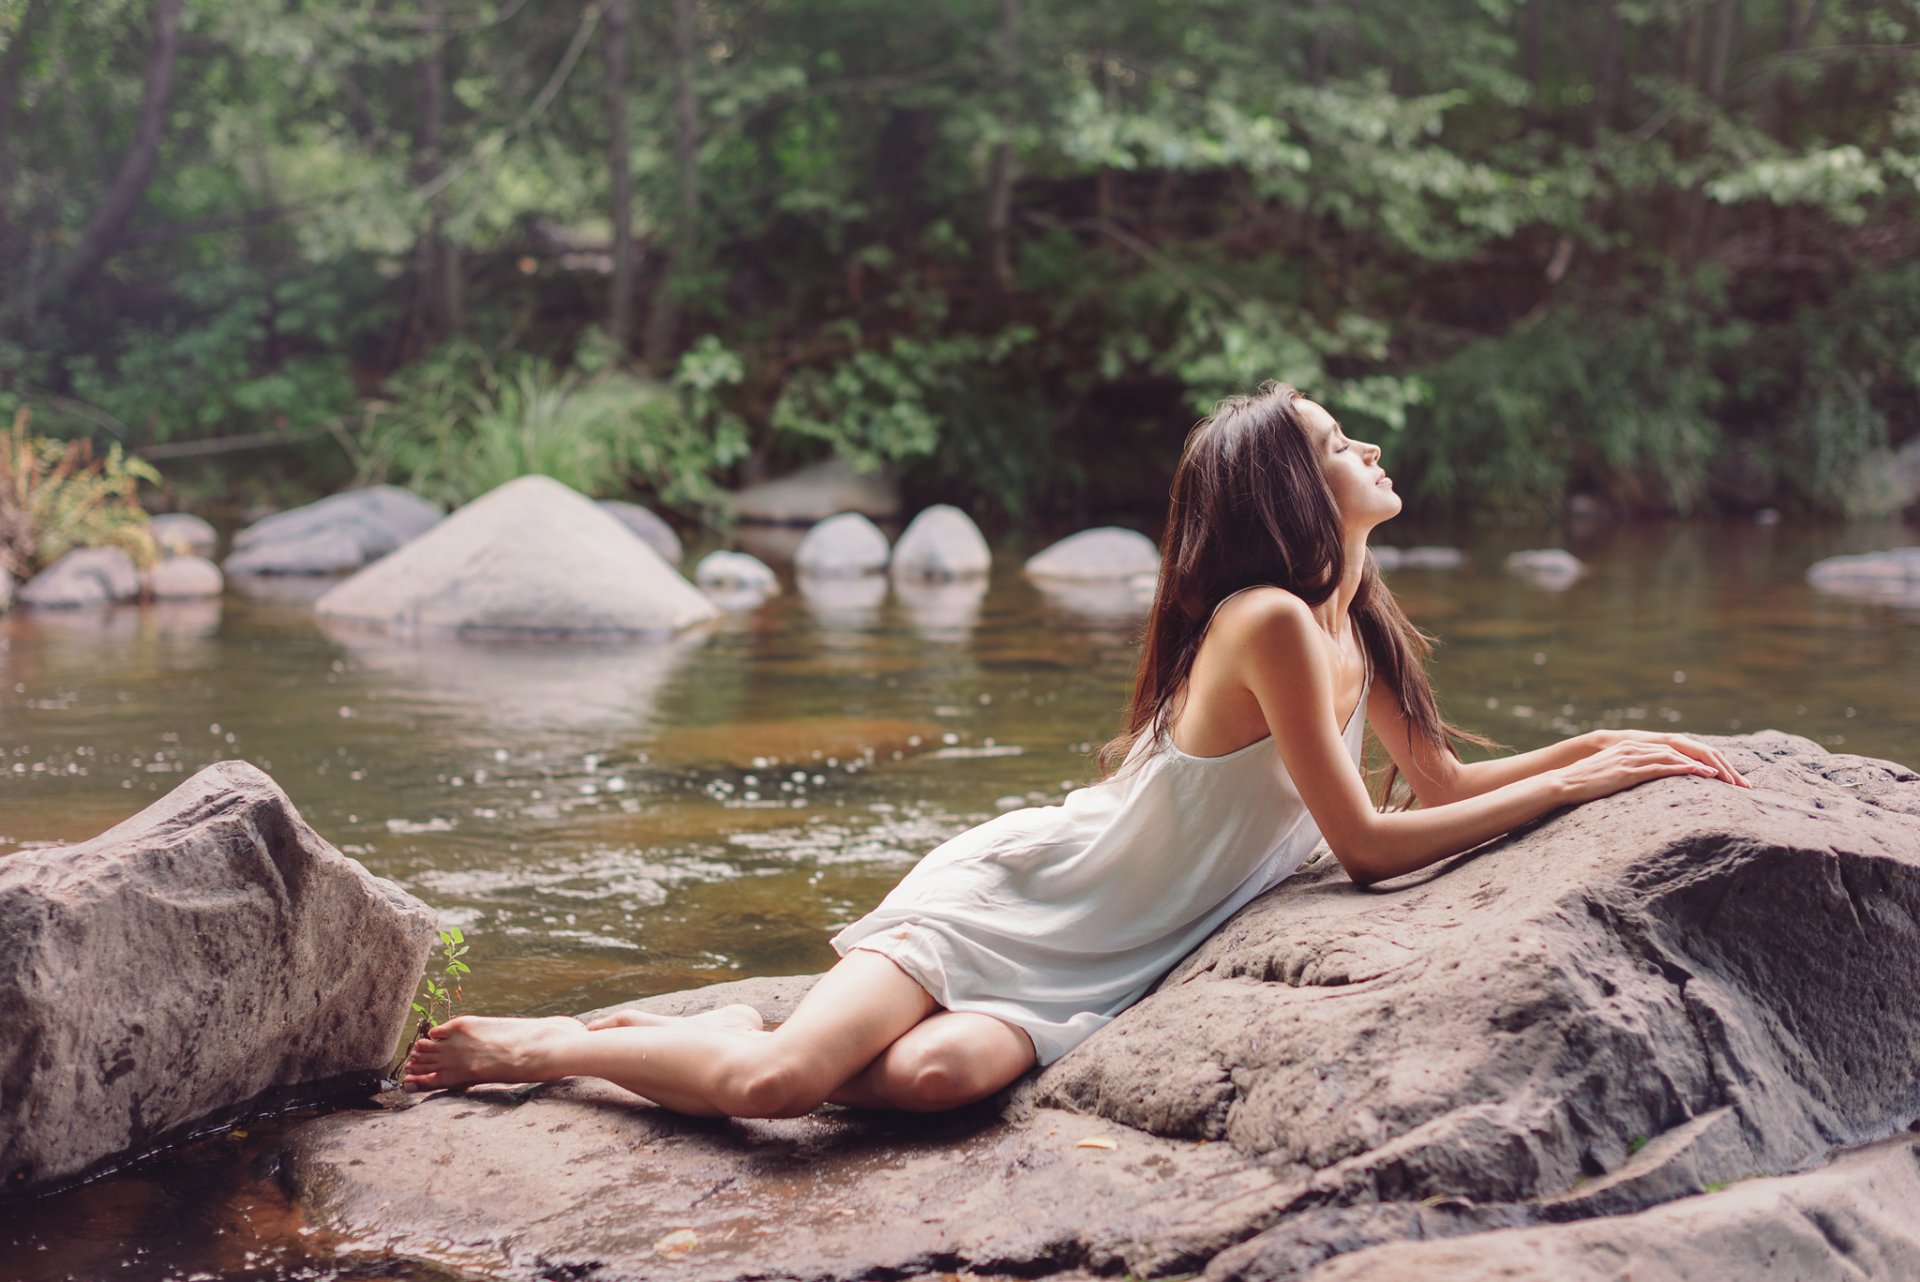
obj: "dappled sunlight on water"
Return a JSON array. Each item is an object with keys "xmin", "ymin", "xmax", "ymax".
[{"xmin": 1, "ymin": 517, "xmax": 1917, "ymax": 1279}]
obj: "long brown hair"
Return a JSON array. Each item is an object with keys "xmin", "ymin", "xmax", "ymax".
[{"xmin": 1101, "ymin": 381, "xmax": 1490, "ymax": 804}]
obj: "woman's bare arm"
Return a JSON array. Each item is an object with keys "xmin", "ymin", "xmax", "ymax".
[
  {"xmin": 1226, "ymin": 593, "xmax": 1739, "ymax": 887},
  {"xmin": 1365, "ymin": 684, "xmax": 1749, "ymax": 806}
]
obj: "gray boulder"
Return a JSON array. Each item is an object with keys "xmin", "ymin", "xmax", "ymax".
[
  {"xmin": 1024, "ymin": 527, "xmax": 1159, "ymax": 581},
  {"xmin": 315, "ymin": 474, "xmax": 718, "ymax": 638},
  {"xmin": 147, "ymin": 555, "xmax": 224, "ymax": 600},
  {"xmin": 794, "ymin": 512, "xmax": 891, "ymax": 578},
  {"xmin": 891, "ymin": 504, "xmax": 990, "ymax": 581},
  {"xmin": 225, "ymin": 486, "xmax": 440, "ymax": 576},
  {"xmin": 1504, "ymin": 547, "xmax": 1585, "ymax": 588},
  {"xmin": 18, "ymin": 546, "xmax": 142, "ymax": 608},
  {"xmin": 1808, "ymin": 546, "xmax": 1920, "ymax": 607},
  {"xmin": 0, "ymin": 761, "xmax": 435, "ymax": 1200},
  {"xmin": 729, "ymin": 458, "xmax": 901, "ymax": 525},
  {"xmin": 149, "ymin": 513, "xmax": 218, "ymax": 559},
  {"xmin": 0, "ymin": 563, "xmax": 11, "ymax": 613},
  {"xmin": 599, "ymin": 500, "xmax": 683, "ymax": 566},
  {"xmin": 695, "ymin": 550, "xmax": 779, "ymax": 594},
  {"xmin": 274, "ymin": 733, "xmax": 1920, "ymax": 1282}
]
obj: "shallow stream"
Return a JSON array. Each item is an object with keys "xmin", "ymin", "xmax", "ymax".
[{"xmin": 2, "ymin": 515, "xmax": 1916, "ymax": 1280}]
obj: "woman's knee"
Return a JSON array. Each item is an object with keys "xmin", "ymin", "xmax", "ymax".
[
  {"xmin": 890, "ymin": 1035, "xmax": 999, "ymax": 1111},
  {"xmin": 713, "ymin": 1046, "xmax": 825, "ymax": 1118}
]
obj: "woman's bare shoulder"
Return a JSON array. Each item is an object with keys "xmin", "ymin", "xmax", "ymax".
[{"xmin": 1206, "ymin": 588, "xmax": 1325, "ymax": 676}]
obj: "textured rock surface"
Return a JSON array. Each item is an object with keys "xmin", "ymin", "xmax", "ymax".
[
  {"xmin": 794, "ymin": 512, "xmax": 891, "ymax": 577},
  {"xmin": 730, "ymin": 457, "xmax": 901, "ymax": 524},
  {"xmin": 600, "ymin": 499, "xmax": 683, "ymax": 566},
  {"xmin": 891, "ymin": 504, "xmax": 990, "ymax": 580},
  {"xmin": 1298, "ymin": 1136, "xmax": 1920, "ymax": 1282},
  {"xmin": 1024, "ymin": 527, "xmax": 1159, "ymax": 580},
  {"xmin": 315, "ymin": 475, "xmax": 718, "ymax": 638},
  {"xmin": 225, "ymin": 486, "xmax": 440, "ymax": 576},
  {"xmin": 276, "ymin": 733, "xmax": 1920, "ymax": 1281},
  {"xmin": 147, "ymin": 555, "xmax": 224, "ymax": 600},
  {"xmin": 18, "ymin": 546, "xmax": 142, "ymax": 607},
  {"xmin": 149, "ymin": 513, "xmax": 218, "ymax": 559},
  {"xmin": 0, "ymin": 762, "xmax": 436, "ymax": 1200}
]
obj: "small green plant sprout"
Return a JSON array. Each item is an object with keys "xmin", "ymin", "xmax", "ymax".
[
  {"xmin": 392, "ymin": 927, "xmax": 474, "ymax": 1083},
  {"xmin": 1627, "ymin": 1134, "xmax": 1649, "ymax": 1156},
  {"xmin": 413, "ymin": 927, "xmax": 471, "ymax": 1031}
]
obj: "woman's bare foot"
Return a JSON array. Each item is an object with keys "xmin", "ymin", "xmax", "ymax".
[
  {"xmin": 401, "ymin": 1014, "xmax": 584, "ymax": 1091},
  {"xmin": 582, "ymin": 1003, "xmax": 766, "ymax": 1034}
]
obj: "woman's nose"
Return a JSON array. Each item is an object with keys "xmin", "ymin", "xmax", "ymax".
[{"xmin": 1362, "ymin": 441, "xmax": 1382, "ymax": 463}]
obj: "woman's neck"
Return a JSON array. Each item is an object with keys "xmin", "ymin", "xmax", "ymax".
[{"xmin": 1310, "ymin": 530, "xmax": 1371, "ymax": 639}]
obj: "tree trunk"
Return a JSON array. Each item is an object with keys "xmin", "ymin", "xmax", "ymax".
[
  {"xmin": 982, "ymin": 0, "xmax": 1019, "ymax": 301},
  {"xmin": 603, "ymin": 0, "xmax": 634, "ymax": 353},
  {"xmin": 415, "ymin": 0, "xmax": 463, "ymax": 341},
  {"xmin": 6, "ymin": 0, "xmax": 183, "ymax": 317},
  {"xmin": 644, "ymin": 0, "xmax": 700, "ymax": 373},
  {"xmin": 1682, "ymin": 0, "xmax": 1739, "ymax": 268}
]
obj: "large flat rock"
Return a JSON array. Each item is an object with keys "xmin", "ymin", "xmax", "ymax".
[
  {"xmin": 0, "ymin": 762, "xmax": 436, "ymax": 1200},
  {"xmin": 315, "ymin": 474, "xmax": 718, "ymax": 638},
  {"xmin": 281, "ymin": 733, "xmax": 1920, "ymax": 1280}
]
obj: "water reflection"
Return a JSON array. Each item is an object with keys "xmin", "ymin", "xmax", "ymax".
[
  {"xmin": 894, "ymin": 576, "xmax": 987, "ymax": 640},
  {"xmin": 315, "ymin": 621, "xmax": 704, "ymax": 737},
  {"xmin": 796, "ymin": 572, "xmax": 888, "ymax": 625}
]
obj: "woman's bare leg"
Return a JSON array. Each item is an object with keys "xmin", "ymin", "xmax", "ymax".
[
  {"xmin": 583, "ymin": 1004, "xmax": 765, "ymax": 1033},
  {"xmin": 401, "ymin": 951, "xmax": 936, "ymax": 1118},
  {"xmin": 828, "ymin": 1010, "xmax": 1036, "ymax": 1112}
]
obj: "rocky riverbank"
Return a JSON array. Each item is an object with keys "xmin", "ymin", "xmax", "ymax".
[{"xmin": 270, "ymin": 729, "xmax": 1920, "ymax": 1281}]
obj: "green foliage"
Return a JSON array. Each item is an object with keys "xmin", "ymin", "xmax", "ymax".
[
  {"xmin": 2, "ymin": 0, "xmax": 1915, "ymax": 519},
  {"xmin": 0, "ymin": 409, "xmax": 160, "ymax": 579},
  {"xmin": 353, "ymin": 338, "xmax": 747, "ymax": 516},
  {"xmin": 411, "ymin": 926, "xmax": 472, "ymax": 1031}
]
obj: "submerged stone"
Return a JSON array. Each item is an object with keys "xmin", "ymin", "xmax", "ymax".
[
  {"xmin": 794, "ymin": 512, "xmax": 891, "ymax": 578},
  {"xmin": 314, "ymin": 475, "xmax": 718, "ymax": 638},
  {"xmin": 729, "ymin": 458, "xmax": 901, "ymax": 525},
  {"xmin": 891, "ymin": 504, "xmax": 990, "ymax": 581},
  {"xmin": 18, "ymin": 546, "xmax": 142, "ymax": 608},
  {"xmin": 149, "ymin": 513, "xmax": 218, "ymax": 559},
  {"xmin": 1024, "ymin": 527, "xmax": 1159, "ymax": 581},
  {"xmin": 225, "ymin": 486, "xmax": 440, "ymax": 576}
]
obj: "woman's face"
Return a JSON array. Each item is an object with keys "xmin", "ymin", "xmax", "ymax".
[{"xmin": 1297, "ymin": 398, "xmax": 1401, "ymax": 529}]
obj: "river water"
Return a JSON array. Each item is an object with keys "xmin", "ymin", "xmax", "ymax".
[{"xmin": 1, "ymin": 515, "xmax": 1916, "ymax": 1279}]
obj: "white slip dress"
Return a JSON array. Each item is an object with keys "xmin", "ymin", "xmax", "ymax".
[{"xmin": 832, "ymin": 597, "xmax": 1369, "ymax": 1065}]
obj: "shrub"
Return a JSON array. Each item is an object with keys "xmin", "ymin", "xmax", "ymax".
[{"xmin": 0, "ymin": 408, "xmax": 160, "ymax": 579}]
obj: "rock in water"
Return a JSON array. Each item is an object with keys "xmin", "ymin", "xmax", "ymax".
[
  {"xmin": 0, "ymin": 563, "xmax": 13, "ymax": 613},
  {"xmin": 315, "ymin": 475, "xmax": 718, "ymax": 638},
  {"xmin": 729, "ymin": 458, "xmax": 901, "ymax": 524},
  {"xmin": 0, "ymin": 761, "xmax": 436, "ymax": 1200},
  {"xmin": 891, "ymin": 504, "xmax": 990, "ymax": 581},
  {"xmin": 1024, "ymin": 527, "xmax": 1159, "ymax": 580},
  {"xmin": 794, "ymin": 512, "xmax": 891, "ymax": 578},
  {"xmin": 18, "ymin": 546, "xmax": 143, "ymax": 608},
  {"xmin": 695, "ymin": 551, "xmax": 779, "ymax": 593},
  {"xmin": 598, "ymin": 500, "xmax": 683, "ymax": 566},
  {"xmin": 225, "ymin": 486, "xmax": 441, "ymax": 576},
  {"xmin": 147, "ymin": 556, "xmax": 224, "ymax": 600},
  {"xmin": 1504, "ymin": 547, "xmax": 1586, "ymax": 588},
  {"xmin": 279, "ymin": 733, "xmax": 1920, "ymax": 1281},
  {"xmin": 149, "ymin": 513, "xmax": 218, "ymax": 559}
]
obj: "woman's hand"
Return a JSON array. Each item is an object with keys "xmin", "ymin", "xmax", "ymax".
[{"xmin": 1555, "ymin": 733, "xmax": 1750, "ymax": 805}]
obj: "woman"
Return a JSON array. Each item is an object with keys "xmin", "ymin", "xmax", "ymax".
[{"xmin": 402, "ymin": 382, "xmax": 1748, "ymax": 1112}]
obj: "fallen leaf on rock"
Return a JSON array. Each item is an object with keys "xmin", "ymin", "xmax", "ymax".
[
  {"xmin": 1076, "ymin": 1137, "xmax": 1118, "ymax": 1150},
  {"xmin": 654, "ymin": 1228, "xmax": 700, "ymax": 1257}
]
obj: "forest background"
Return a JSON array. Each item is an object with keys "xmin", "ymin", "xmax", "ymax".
[{"xmin": 1, "ymin": 0, "xmax": 1916, "ymax": 529}]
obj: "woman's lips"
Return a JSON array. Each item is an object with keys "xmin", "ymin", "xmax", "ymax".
[{"xmin": 1375, "ymin": 475, "xmax": 1393, "ymax": 488}]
